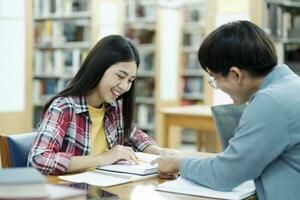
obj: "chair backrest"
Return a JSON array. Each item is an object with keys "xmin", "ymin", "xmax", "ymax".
[
  {"xmin": 0, "ymin": 132, "xmax": 37, "ymax": 168},
  {"xmin": 211, "ymin": 104, "xmax": 246, "ymax": 151}
]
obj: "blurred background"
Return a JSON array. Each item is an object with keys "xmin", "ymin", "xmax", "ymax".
[{"xmin": 0, "ymin": 0, "xmax": 299, "ymax": 156}]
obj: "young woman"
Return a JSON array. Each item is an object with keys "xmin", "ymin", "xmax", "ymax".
[{"xmin": 28, "ymin": 35, "xmax": 165, "ymax": 175}]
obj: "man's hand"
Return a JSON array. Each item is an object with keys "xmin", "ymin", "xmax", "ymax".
[{"xmin": 151, "ymin": 155, "xmax": 180, "ymax": 179}]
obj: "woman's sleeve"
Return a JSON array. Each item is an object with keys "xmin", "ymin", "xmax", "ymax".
[
  {"xmin": 129, "ymin": 123, "xmax": 156, "ymax": 152},
  {"xmin": 27, "ymin": 101, "xmax": 73, "ymax": 175}
]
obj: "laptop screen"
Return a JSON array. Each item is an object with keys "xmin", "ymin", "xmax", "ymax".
[{"xmin": 211, "ymin": 104, "xmax": 246, "ymax": 151}]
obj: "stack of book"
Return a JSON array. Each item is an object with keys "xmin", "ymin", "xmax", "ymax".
[
  {"xmin": 0, "ymin": 167, "xmax": 86, "ymax": 200},
  {"xmin": 0, "ymin": 168, "xmax": 48, "ymax": 199}
]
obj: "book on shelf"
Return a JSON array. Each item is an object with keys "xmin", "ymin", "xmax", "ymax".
[
  {"xmin": 156, "ymin": 177, "xmax": 256, "ymax": 200},
  {"xmin": 126, "ymin": 0, "xmax": 155, "ymax": 22},
  {"xmin": 35, "ymin": 20, "xmax": 90, "ymax": 46},
  {"xmin": 34, "ymin": 49, "xmax": 84, "ymax": 75},
  {"xmin": 183, "ymin": 77, "xmax": 203, "ymax": 94},
  {"xmin": 34, "ymin": 0, "xmax": 89, "ymax": 17},
  {"xmin": 0, "ymin": 167, "xmax": 48, "ymax": 199},
  {"xmin": 59, "ymin": 152, "xmax": 160, "ymax": 187},
  {"xmin": 136, "ymin": 79, "xmax": 154, "ymax": 97}
]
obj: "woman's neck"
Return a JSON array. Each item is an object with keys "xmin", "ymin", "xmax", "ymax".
[{"xmin": 85, "ymin": 93, "xmax": 103, "ymax": 108}]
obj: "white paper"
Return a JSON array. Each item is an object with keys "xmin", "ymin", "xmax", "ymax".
[
  {"xmin": 0, "ymin": 19, "xmax": 25, "ymax": 112},
  {"xmin": 156, "ymin": 177, "xmax": 255, "ymax": 200},
  {"xmin": 59, "ymin": 169, "xmax": 157, "ymax": 187},
  {"xmin": 59, "ymin": 171, "xmax": 131, "ymax": 187},
  {"xmin": 159, "ymin": 8, "xmax": 180, "ymax": 101}
]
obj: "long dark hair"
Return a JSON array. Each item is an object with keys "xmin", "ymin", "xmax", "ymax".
[{"xmin": 43, "ymin": 35, "xmax": 140, "ymax": 138}]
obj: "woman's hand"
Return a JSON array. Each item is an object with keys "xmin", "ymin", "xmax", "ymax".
[{"xmin": 100, "ymin": 145, "xmax": 138, "ymax": 166}]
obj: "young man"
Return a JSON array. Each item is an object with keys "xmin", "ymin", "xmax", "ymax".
[{"xmin": 152, "ymin": 21, "xmax": 300, "ymax": 200}]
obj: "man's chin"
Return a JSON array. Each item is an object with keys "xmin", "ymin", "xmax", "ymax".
[{"xmin": 232, "ymin": 98, "xmax": 247, "ymax": 105}]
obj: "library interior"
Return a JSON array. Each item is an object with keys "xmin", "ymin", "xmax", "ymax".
[{"xmin": 0, "ymin": 0, "xmax": 300, "ymax": 200}]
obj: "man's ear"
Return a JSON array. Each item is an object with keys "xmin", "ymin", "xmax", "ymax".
[{"xmin": 229, "ymin": 66, "xmax": 243, "ymax": 84}]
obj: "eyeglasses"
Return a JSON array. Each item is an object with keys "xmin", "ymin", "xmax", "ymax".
[{"xmin": 208, "ymin": 75, "xmax": 219, "ymax": 89}]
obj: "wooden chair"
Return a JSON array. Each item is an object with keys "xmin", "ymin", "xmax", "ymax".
[{"xmin": 0, "ymin": 132, "xmax": 37, "ymax": 168}]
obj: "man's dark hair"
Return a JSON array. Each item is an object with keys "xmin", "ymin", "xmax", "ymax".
[{"xmin": 198, "ymin": 20, "xmax": 277, "ymax": 77}]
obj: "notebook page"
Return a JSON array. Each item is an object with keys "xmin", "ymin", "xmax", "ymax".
[
  {"xmin": 59, "ymin": 170, "xmax": 131, "ymax": 187},
  {"xmin": 156, "ymin": 177, "xmax": 255, "ymax": 200},
  {"xmin": 59, "ymin": 169, "xmax": 157, "ymax": 187},
  {"xmin": 97, "ymin": 152, "xmax": 160, "ymax": 175}
]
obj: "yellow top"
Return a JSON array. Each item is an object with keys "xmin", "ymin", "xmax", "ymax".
[{"xmin": 87, "ymin": 104, "xmax": 108, "ymax": 156}]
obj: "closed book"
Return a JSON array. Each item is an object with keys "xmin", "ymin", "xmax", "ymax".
[
  {"xmin": 0, "ymin": 167, "xmax": 47, "ymax": 199},
  {"xmin": 156, "ymin": 177, "xmax": 256, "ymax": 200}
]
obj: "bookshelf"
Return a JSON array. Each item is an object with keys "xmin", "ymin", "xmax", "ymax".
[
  {"xmin": 32, "ymin": 0, "xmax": 92, "ymax": 127},
  {"xmin": 124, "ymin": 0, "xmax": 157, "ymax": 136},
  {"xmin": 180, "ymin": 0, "xmax": 207, "ymax": 106},
  {"xmin": 179, "ymin": 0, "xmax": 210, "ymax": 146},
  {"xmin": 264, "ymin": 0, "xmax": 300, "ymax": 75}
]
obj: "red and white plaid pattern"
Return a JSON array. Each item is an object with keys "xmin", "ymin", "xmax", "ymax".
[{"xmin": 28, "ymin": 95, "xmax": 155, "ymax": 175}]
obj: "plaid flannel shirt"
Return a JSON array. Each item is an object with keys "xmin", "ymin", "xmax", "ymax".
[{"xmin": 27, "ymin": 95, "xmax": 155, "ymax": 175}]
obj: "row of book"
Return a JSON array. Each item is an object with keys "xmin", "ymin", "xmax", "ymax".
[
  {"xmin": 183, "ymin": 77, "xmax": 203, "ymax": 95},
  {"xmin": 136, "ymin": 79, "xmax": 155, "ymax": 98},
  {"xmin": 267, "ymin": 3, "xmax": 300, "ymax": 39},
  {"xmin": 126, "ymin": 0, "xmax": 156, "ymax": 22},
  {"xmin": 34, "ymin": 49, "xmax": 88, "ymax": 75},
  {"xmin": 125, "ymin": 28, "xmax": 155, "ymax": 45},
  {"xmin": 183, "ymin": 31, "xmax": 205, "ymax": 46},
  {"xmin": 35, "ymin": 20, "xmax": 91, "ymax": 46},
  {"xmin": 182, "ymin": 52, "xmax": 202, "ymax": 70},
  {"xmin": 182, "ymin": 0, "xmax": 206, "ymax": 23},
  {"xmin": 136, "ymin": 104, "xmax": 155, "ymax": 129},
  {"xmin": 33, "ymin": 79, "xmax": 69, "ymax": 105},
  {"xmin": 34, "ymin": 0, "xmax": 90, "ymax": 17}
]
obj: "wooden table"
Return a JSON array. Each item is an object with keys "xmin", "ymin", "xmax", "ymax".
[
  {"xmin": 48, "ymin": 175, "xmax": 256, "ymax": 200},
  {"xmin": 47, "ymin": 153, "xmax": 215, "ymax": 200},
  {"xmin": 161, "ymin": 105, "xmax": 221, "ymax": 152},
  {"xmin": 48, "ymin": 176, "xmax": 213, "ymax": 200}
]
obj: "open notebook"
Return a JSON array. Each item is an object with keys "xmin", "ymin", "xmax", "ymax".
[
  {"xmin": 156, "ymin": 177, "xmax": 255, "ymax": 200},
  {"xmin": 59, "ymin": 152, "xmax": 160, "ymax": 187}
]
